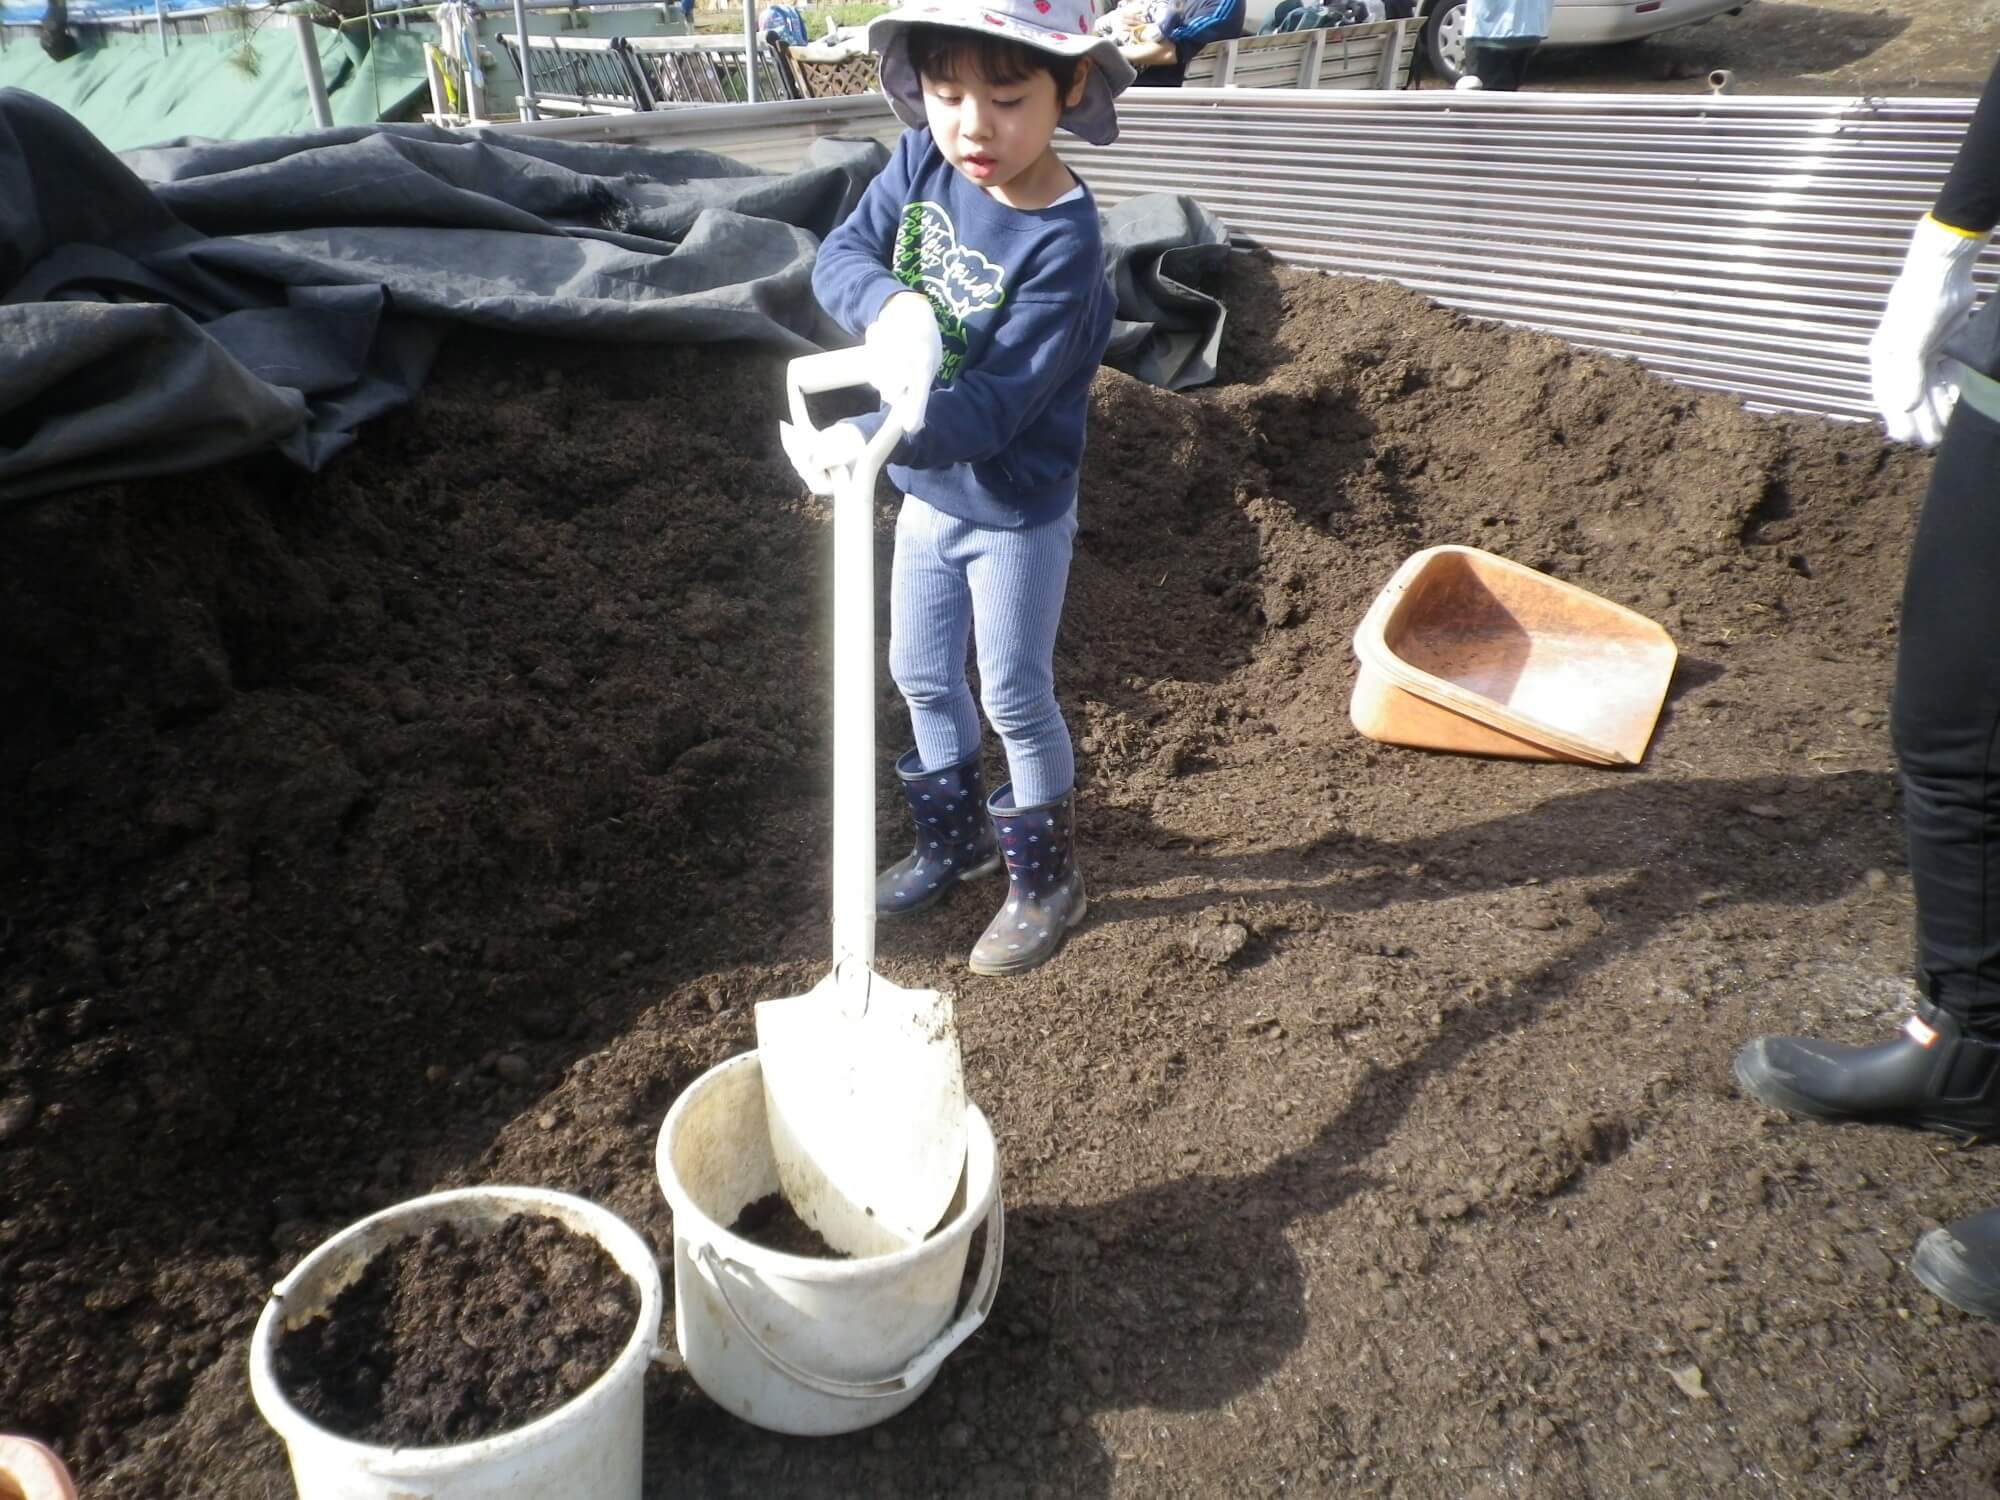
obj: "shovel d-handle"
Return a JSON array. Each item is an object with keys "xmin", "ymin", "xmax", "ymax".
[
  {"xmin": 785, "ymin": 347, "xmax": 906, "ymax": 482},
  {"xmin": 781, "ymin": 348, "xmax": 907, "ymax": 973},
  {"xmin": 692, "ymin": 1192, "xmax": 1005, "ymax": 1401}
]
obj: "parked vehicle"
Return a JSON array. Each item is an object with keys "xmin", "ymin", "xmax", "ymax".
[{"xmin": 1413, "ymin": 0, "xmax": 1753, "ymax": 83}]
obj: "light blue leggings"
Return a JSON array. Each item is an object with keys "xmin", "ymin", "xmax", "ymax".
[{"xmin": 888, "ymin": 494, "xmax": 1077, "ymax": 808}]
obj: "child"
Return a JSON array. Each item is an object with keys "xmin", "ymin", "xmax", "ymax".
[{"xmin": 793, "ymin": 0, "xmax": 1134, "ymax": 976}]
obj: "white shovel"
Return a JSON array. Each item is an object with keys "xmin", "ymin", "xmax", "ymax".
[{"xmin": 756, "ymin": 347, "xmax": 969, "ymax": 1260}]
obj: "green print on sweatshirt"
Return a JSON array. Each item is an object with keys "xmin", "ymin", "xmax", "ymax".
[{"xmin": 893, "ymin": 200, "xmax": 1008, "ymax": 386}]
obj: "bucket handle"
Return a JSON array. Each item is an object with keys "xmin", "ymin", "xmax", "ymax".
[{"xmin": 694, "ymin": 1193, "xmax": 1005, "ymax": 1401}]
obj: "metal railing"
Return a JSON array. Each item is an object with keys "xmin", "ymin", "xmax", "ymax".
[
  {"xmin": 624, "ymin": 32, "xmax": 794, "ymax": 105},
  {"xmin": 494, "ymin": 31, "xmax": 651, "ymax": 114},
  {"xmin": 495, "ymin": 29, "xmax": 795, "ymax": 112}
]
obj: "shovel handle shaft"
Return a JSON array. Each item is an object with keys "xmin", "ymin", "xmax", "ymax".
[{"xmin": 784, "ymin": 350, "xmax": 905, "ymax": 972}]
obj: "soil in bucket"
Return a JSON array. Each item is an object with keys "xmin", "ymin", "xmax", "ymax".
[
  {"xmin": 271, "ymin": 1212, "xmax": 639, "ymax": 1448},
  {"xmin": 728, "ymin": 1193, "xmax": 851, "ymax": 1260}
]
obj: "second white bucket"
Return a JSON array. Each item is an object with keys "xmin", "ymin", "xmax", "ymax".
[
  {"xmin": 248, "ymin": 1186, "xmax": 664, "ymax": 1500},
  {"xmin": 656, "ymin": 1050, "xmax": 1003, "ymax": 1436}
]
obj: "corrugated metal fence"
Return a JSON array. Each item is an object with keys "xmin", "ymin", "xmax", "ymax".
[
  {"xmin": 505, "ymin": 88, "xmax": 1998, "ymax": 421},
  {"xmin": 1090, "ymin": 89, "xmax": 1996, "ymax": 419}
]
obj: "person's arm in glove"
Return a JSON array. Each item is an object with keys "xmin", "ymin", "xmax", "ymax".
[
  {"xmin": 1868, "ymin": 215, "xmax": 1991, "ymax": 447},
  {"xmin": 844, "ymin": 289, "xmax": 1098, "ymax": 472},
  {"xmin": 778, "ymin": 419, "xmax": 867, "ymax": 498},
  {"xmin": 811, "ymin": 135, "xmax": 945, "ymax": 434},
  {"xmin": 812, "ymin": 132, "xmax": 925, "ymax": 357},
  {"xmin": 863, "ymin": 292, "xmax": 944, "ymax": 436},
  {"xmin": 1868, "ymin": 57, "xmax": 2000, "ymax": 446}
]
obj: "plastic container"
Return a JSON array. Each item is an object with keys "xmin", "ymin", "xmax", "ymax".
[
  {"xmin": 0, "ymin": 1437, "xmax": 76, "ymax": 1500},
  {"xmin": 656, "ymin": 1051, "xmax": 1003, "ymax": 1436},
  {"xmin": 1350, "ymin": 544, "xmax": 1677, "ymax": 766},
  {"xmin": 249, "ymin": 1186, "xmax": 664, "ymax": 1500}
]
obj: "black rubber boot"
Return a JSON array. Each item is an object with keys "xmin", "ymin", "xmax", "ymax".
[
  {"xmin": 877, "ymin": 750, "xmax": 1001, "ymax": 918},
  {"xmin": 1914, "ymin": 1206, "xmax": 2000, "ymax": 1320},
  {"xmin": 1732, "ymin": 996, "xmax": 2000, "ymax": 1142},
  {"xmin": 968, "ymin": 784, "xmax": 1086, "ymax": 977}
]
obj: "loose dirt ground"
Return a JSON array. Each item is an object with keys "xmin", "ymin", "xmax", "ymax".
[{"xmin": 10, "ymin": 252, "xmax": 2000, "ymax": 1499}]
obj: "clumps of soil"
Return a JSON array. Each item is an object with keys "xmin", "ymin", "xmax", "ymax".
[
  {"xmin": 7, "ymin": 252, "xmax": 1995, "ymax": 1498},
  {"xmin": 272, "ymin": 1214, "xmax": 639, "ymax": 1447},
  {"xmin": 728, "ymin": 1193, "xmax": 849, "ymax": 1259}
]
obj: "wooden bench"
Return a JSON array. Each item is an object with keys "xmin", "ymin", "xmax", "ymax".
[{"xmin": 1181, "ymin": 17, "xmax": 1416, "ymax": 90}]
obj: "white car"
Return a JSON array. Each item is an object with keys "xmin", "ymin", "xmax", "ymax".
[{"xmin": 1418, "ymin": 0, "xmax": 1754, "ymax": 83}]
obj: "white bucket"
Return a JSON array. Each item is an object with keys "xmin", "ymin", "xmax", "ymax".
[
  {"xmin": 248, "ymin": 1186, "xmax": 664, "ymax": 1500},
  {"xmin": 656, "ymin": 1051, "xmax": 1003, "ymax": 1436},
  {"xmin": 0, "ymin": 1437, "xmax": 76, "ymax": 1500}
]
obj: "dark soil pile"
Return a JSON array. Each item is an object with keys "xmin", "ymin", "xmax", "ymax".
[
  {"xmin": 271, "ymin": 1213, "xmax": 639, "ymax": 1447},
  {"xmin": 6, "ymin": 253, "xmax": 1997, "ymax": 1499}
]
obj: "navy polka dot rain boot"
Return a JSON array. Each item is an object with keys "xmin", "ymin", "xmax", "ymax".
[
  {"xmin": 969, "ymin": 784, "xmax": 1086, "ymax": 977},
  {"xmin": 877, "ymin": 750, "xmax": 1002, "ymax": 918}
]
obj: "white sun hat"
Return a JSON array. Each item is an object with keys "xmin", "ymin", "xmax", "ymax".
[{"xmin": 866, "ymin": 0, "xmax": 1138, "ymax": 147}]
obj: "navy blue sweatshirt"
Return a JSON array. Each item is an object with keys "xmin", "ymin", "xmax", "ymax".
[{"xmin": 811, "ymin": 128, "xmax": 1114, "ymax": 529}]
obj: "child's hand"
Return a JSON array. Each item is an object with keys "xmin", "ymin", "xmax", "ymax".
[
  {"xmin": 779, "ymin": 419, "xmax": 868, "ymax": 496},
  {"xmin": 864, "ymin": 292, "xmax": 944, "ymax": 436}
]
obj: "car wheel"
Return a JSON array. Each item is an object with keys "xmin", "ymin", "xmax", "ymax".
[{"xmin": 1423, "ymin": 0, "xmax": 1466, "ymax": 84}]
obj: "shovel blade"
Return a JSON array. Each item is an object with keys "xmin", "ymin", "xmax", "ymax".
[{"xmin": 756, "ymin": 966, "xmax": 968, "ymax": 1257}]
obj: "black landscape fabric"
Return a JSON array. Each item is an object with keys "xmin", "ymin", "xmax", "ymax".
[{"xmin": 0, "ymin": 88, "xmax": 1228, "ymax": 503}]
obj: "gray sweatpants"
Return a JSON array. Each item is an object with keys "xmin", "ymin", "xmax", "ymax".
[{"xmin": 888, "ymin": 494, "xmax": 1078, "ymax": 807}]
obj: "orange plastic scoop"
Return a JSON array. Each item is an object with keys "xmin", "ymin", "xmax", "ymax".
[{"xmin": 1350, "ymin": 545, "xmax": 1677, "ymax": 767}]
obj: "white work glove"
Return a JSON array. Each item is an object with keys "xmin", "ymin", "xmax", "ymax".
[
  {"xmin": 778, "ymin": 419, "xmax": 867, "ymax": 497},
  {"xmin": 862, "ymin": 292, "xmax": 943, "ymax": 436},
  {"xmin": 1867, "ymin": 214, "xmax": 1991, "ymax": 447}
]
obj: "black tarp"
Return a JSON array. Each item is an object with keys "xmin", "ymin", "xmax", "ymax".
[{"xmin": 0, "ymin": 88, "xmax": 1229, "ymax": 503}]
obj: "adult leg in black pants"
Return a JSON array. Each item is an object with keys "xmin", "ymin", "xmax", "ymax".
[
  {"xmin": 1893, "ymin": 399, "xmax": 2000, "ymax": 1056},
  {"xmin": 1739, "ymin": 54, "xmax": 2000, "ymax": 1317},
  {"xmin": 1902, "ymin": 399, "xmax": 2000, "ymax": 1316},
  {"xmin": 1461, "ymin": 38, "xmax": 1538, "ymax": 90},
  {"xmin": 1735, "ymin": 399, "xmax": 2000, "ymax": 1310}
]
